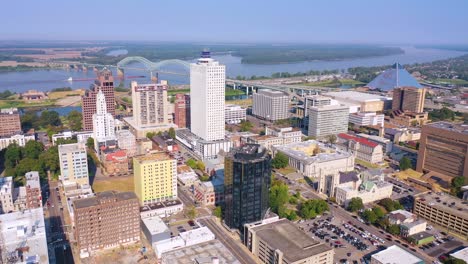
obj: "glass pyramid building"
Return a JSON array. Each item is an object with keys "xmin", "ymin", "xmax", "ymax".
[{"xmin": 366, "ymin": 63, "xmax": 422, "ymax": 91}]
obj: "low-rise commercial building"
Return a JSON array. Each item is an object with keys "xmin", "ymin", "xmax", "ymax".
[
  {"xmin": 176, "ymin": 128, "xmax": 232, "ymax": 160},
  {"xmin": 155, "ymin": 227, "xmax": 215, "ymax": 258},
  {"xmin": 413, "ymin": 192, "xmax": 468, "ymax": 238},
  {"xmin": 225, "ymin": 104, "xmax": 246, "ymax": 124},
  {"xmin": 116, "ymin": 129, "xmax": 136, "ymax": 157},
  {"xmin": 0, "ymin": 133, "xmax": 35, "ymax": 151},
  {"xmin": 400, "ymin": 220, "xmax": 427, "ymax": 237},
  {"xmin": 244, "ymin": 218, "xmax": 334, "ymax": 264},
  {"xmin": 388, "ymin": 210, "xmax": 417, "ymax": 225},
  {"xmin": 140, "ymin": 200, "xmax": 183, "ymax": 219},
  {"xmin": 384, "ymin": 127, "xmax": 421, "ymax": 143},
  {"xmin": 161, "ymin": 240, "xmax": 240, "ymax": 264},
  {"xmin": 407, "ymin": 231, "xmax": 434, "ymax": 246},
  {"xmin": 177, "ymin": 165, "xmax": 199, "ymax": 186},
  {"xmin": 0, "ymin": 208, "xmax": 49, "ymax": 264},
  {"xmin": 194, "ymin": 175, "xmax": 225, "ymax": 206},
  {"xmin": 274, "ymin": 140, "xmax": 354, "ymax": 197},
  {"xmin": 370, "ymin": 245, "xmax": 423, "ymax": 264},
  {"xmin": 324, "ymin": 91, "xmax": 391, "ymax": 113},
  {"xmin": 73, "ymin": 191, "xmax": 140, "ymax": 255},
  {"xmin": 335, "ymin": 180, "xmax": 393, "ymax": 206},
  {"xmin": 245, "ymin": 135, "xmax": 283, "ymax": 151},
  {"xmin": 357, "ymin": 133, "xmax": 393, "ymax": 153},
  {"xmin": 151, "ymin": 134, "xmax": 179, "ymax": 152},
  {"xmin": 349, "ymin": 112, "xmax": 384, "ymax": 127},
  {"xmin": 141, "ymin": 215, "xmax": 171, "ymax": 246},
  {"xmin": 450, "ymin": 247, "xmax": 468, "ymax": 263},
  {"xmin": 337, "ymin": 133, "xmax": 384, "ymax": 164},
  {"xmin": 385, "ymin": 110, "xmax": 428, "ymax": 127},
  {"xmin": 265, "ymin": 126, "xmax": 302, "ymax": 144},
  {"xmin": 100, "ymin": 149, "xmax": 130, "ymax": 176}
]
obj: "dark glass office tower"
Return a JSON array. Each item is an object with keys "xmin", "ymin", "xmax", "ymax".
[{"xmin": 224, "ymin": 144, "xmax": 271, "ymax": 230}]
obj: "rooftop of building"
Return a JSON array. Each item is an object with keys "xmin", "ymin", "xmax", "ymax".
[
  {"xmin": 339, "ymin": 171, "xmax": 360, "ymax": 184},
  {"xmin": 450, "ymin": 247, "xmax": 468, "ymax": 263},
  {"xmin": 25, "ymin": 171, "xmax": 41, "ymax": 189},
  {"xmin": 409, "ymin": 231, "xmax": 434, "ymax": 241},
  {"xmin": 371, "ymin": 245, "xmax": 423, "ymax": 264},
  {"xmin": 58, "ymin": 142, "xmax": 86, "ymax": 153},
  {"xmin": 0, "ymin": 107, "xmax": 19, "ymax": 114},
  {"xmin": 141, "ymin": 215, "xmax": 170, "ymax": 235},
  {"xmin": 324, "ymin": 91, "xmax": 390, "ymax": 102},
  {"xmin": 257, "ymin": 89, "xmax": 288, "ymax": 97},
  {"xmin": 401, "ymin": 219, "xmax": 427, "ymax": 229},
  {"xmin": 225, "ymin": 104, "xmax": 245, "ymax": 110},
  {"xmin": 309, "ymin": 104, "xmax": 349, "ymax": 111},
  {"xmin": 250, "ymin": 135, "xmax": 279, "ymax": 141},
  {"xmin": 161, "ymin": 239, "xmax": 240, "ymax": 264},
  {"xmin": 140, "ymin": 199, "xmax": 182, "ymax": 212},
  {"xmin": 414, "ymin": 191, "xmax": 468, "ymax": 219},
  {"xmin": 366, "ymin": 63, "xmax": 423, "ymax": 91},
  {"xmin": 338, "ymin": 133, "xmax": 379, "ymax": 148},
  {"xmin": 425, "ymin": 121, "xmax": 468, "ymax": 135},
  {"xmin": 357, "ymin": 133, "xmax": 391, "ymax": 143},
  {"xmin": 275, "ymin": 140, "xmax": 352, "ymax": 165},
  {"xmin": 73, "ymin": 191, "xmax": 137, "ymax": 209},
  {"xmin": 133, "ymin": 152, "xmax": 174, "ymax": 163},
  {"xmin": 227, "ymin": 144, "xmax": 269, "ymax": 163},
  {"xmin": 251, "ymin": 218, "xmax": 332, "ymax": 262},
  {"xmin": 388, "ymin": 209, "xmax": 416, "ymax": 220}
]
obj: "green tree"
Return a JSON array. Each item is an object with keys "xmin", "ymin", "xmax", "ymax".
[
  {"xmin": 40, "ymin": 146, "xmax": 60, "ymax": 174},
  {"xmin": 4, "ymin": 143, "xmax": 22, "ymax": 168},
  {"xmin": 348, "ymin": 197, "xmax": 364, "ymax": 212},
  {"xmin": 40, "ymin": 110, "xmax": 61, "ymax": 127},
  {"xmin": 21, "ymin": 110, "xmax": 40, "ymax": 132},
  {"xmin": 67, "ymin": 110, "xmax": 82, "ymax": 131},
  {"xmin": 272, "ymin": 152, "xmax": 289, "ymax": 169},
  {"xmin": 213, "ymin": 206, "xmax": 222, "ymax": 219},
  {"xmin": 168, "ymin": 127, "xmax": 176, "ymax": 139},
  {"xmin": 186, "ymin": 206, "xmax": 197, "ymax": 220},
  {"xmin": 444, "ymin": 257, "xmax": 467, "ymax": 264},
  {"xmin": 452, "ymin": 176, "xmax": 465, "ymax": 188},
  {"xmin": 286, "ymin": 210, "xmax": 298, "ymax": 221},
  {"xmin": 269, "ymin": 183, "xmax": 289, "ymax": 213},
  {"xmin": 372, "ymin": 206, "xmax": 385, "ymax": 219},
  {"xmin": 326, "ymin": 134, "xmax": 337, "ymax": 145},
  {"xmin": 300, "ymin": 199, "xmax": 329, "ymax": 219},
  {"xmin": 239, "ymin": 120, "xmax": 253, "ymax": 132},
  {"xmin": 362, "ymin": 209, "xmax": 378, "ymax": 224},
  {"xmin": 86, "ymin": 137, "xmax": 94, "ymax": 149},
  {"xmin": 186, "ymin": 159, "xmax": 197, "ymax": 169},
  {"xmin": 146, "ymin": 132, "xmax": 156, "ymax": 139},
  {"xmin": 387, "ymin": 224, "xmax": 401, "ymax": 235},
  {"xmin": 22, "ymin": 140, "xmax": 44, "ymax": 159},
  {"xmin": 399, "ymin": 156, "xmax": 412, "ymax": 171},
  {"xmin": 196, "ymin": 160, "xmax": 205, "ymax": 172},
  {"xmin": 15, "ymin": 158, "xmax": 44, "ymax": 182}
]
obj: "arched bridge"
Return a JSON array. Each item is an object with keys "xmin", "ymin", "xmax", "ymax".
[{"xmin": 117, "ymin": 56, "xmax": 190, "ymax": 73}]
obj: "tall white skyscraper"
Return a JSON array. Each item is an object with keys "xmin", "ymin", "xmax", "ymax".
[
  {"xmin": 93, "ymin": 89, "xmax": 115, "ymax": 151},
  {"xmin": 190, "ymin": 51, "xmax": 226, "ymax": 141}
]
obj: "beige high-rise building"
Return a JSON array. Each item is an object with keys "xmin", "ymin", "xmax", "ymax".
[
  {"xmin": 58, "ymin": 143, "xmax": 89, "ymax": 186},
  {"xmin": 131, "ymin": 81, "xmax": 169, "ymax": 128},
  {"xmin": 392, "ymin": 86, "xmax": 426, "ymax": 113}
]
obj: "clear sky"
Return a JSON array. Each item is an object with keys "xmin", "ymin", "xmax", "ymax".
[{"xmin": 1, "ymin": 0, "xmax": 467, "ymax": 44}]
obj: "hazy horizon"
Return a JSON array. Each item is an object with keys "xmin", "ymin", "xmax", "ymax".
[{"xmin": 1, "ymin": 0, "xmax": 467, "ymax": 45}]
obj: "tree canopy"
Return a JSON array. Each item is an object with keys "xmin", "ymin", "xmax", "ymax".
[
  {"xmin": 379, "ymin": 198, "xmax": 404, "ymax": 212},
  {"xmin": 300, "ymin": 199, "xmax": 329, "ymax": 219},
  {"xmin": 269, "ymin": 182, "xmax": 289, "ymax": 214},
  {"xmin": 348, "ymin": 197, "xmax": 364, "ymax": 212},
  {"xmin": 239, "ymin": 120, "xmax": 253, "ymax": 132},
  {"xmin": 272, "ymin": 152, "xmax": 289, "ymax": 169},
  {"xmin": 399, "ymin": 156, "xmax": 412, "ymax": 171},
  {"xmin": 67, "ymin": 110, "xmax": 82, "ymax": 131}
]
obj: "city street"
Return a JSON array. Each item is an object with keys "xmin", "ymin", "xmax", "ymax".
[{"xmin": 199, "ymin": 218, "xmax": 258, "ymax": 264}]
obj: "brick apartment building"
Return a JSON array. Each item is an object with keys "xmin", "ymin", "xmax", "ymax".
[
  {"xmin": 82, "ymin": 68, "xmax": 116, "ymax": 131},
  {"xmin": 0, "ymin": 108, "xmax": 21, "ymax": 136},
  {"xmin": 174, "ymin": 93, "xmax": 190, "ymax": 128},
  {"xmin": 73, "ymin": 191, "xmax": 140, "ymax": 254}
]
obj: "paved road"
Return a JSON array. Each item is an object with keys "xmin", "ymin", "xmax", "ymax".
[
  {"xmin": 178, "ymin": 188, "xmax": 195, "ymax": 207},
  {"xmin": 199, "ymin": 218, "xmax": 258, "ymax": 264}
]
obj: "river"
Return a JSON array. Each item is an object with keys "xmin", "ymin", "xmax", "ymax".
[{"xmin": 0, "ymin": 46, "xmax": 465, "ymax": 93}]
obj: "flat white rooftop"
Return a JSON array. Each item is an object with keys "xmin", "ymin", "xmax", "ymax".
[
  {"xmin": 324, "ymin": 91, "xmax": 390, "ymax": 102},
  {"xmin": 142, "ymin": 216, "xmax": 170, "ymax": 235},
  {"xmin": 371, "ymin": 245, "xmax": 423, "ymax": 264},
  {"xmin": 450, "ymin": 247, "xmax": 468, "ymax": 262}
]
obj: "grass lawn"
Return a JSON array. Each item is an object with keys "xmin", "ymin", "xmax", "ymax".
[
  {"xmin": 167, "ymin": 88, "xmax": 190, "ymax": 95},
  {"xmin": 0, "ymin": 99, "xmax": 57, "ymax": 108},
  {"xmin": 339, "ymin": 79, "xmax": 365, "ymax": 85},
  {"xmin": 433, "ymin": 78, "xmax": 468, "ymax": 85},
  {"xmin": 303, "ymin": 80, "xmax": 341, "ymax": 87},
  {"xmin": 48, "ymin": 89, "xmax": 85, "ymax": 99},
  {"xmin": 92, "ymin": 176, "xmax": 134, "ymax": 193},
  {"xmin": 277, "ymin": 166, "xmax": 297, "ymax": 175},
  {"xmin": 225, "ymin": 88, "xmax": 245, "ymax": 96},
  {"xmin": 226, "ymin": 98, "xmax": 252, "ymax": 107},
  {"xmin": 394, "ymin": 169, "xmax": 423, "ymax": 180},
  {"xmin": 355, "ymin": 159, "xmax": 381, "ymax": 169}
]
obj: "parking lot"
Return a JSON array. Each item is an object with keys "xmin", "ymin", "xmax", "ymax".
[
  {"xmin": 298, "ymin": 214, "xmax": 388, "ymax": 263},
  {"xmin": 169, "ymin": 219, "xmax": 199, "ymax": 237}
]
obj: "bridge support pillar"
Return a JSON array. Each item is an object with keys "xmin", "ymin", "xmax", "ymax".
[
  {"xmin": 117, "ymin": 68, "xmax": 124, "ymax": 78},
  {"xmin": 246, "ymin": 86, "xmax": 250, "ymax": 96},
  {"xmin": 233, "ymin": 83, "xmax": 236, "ymax": 90}
]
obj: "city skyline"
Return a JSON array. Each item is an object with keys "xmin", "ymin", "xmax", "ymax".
[{"xmin": 1, "ymin": 0, "xmax": 467, "ymax": 44}]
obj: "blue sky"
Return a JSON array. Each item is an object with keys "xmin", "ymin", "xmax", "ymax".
[{"xmin": 1, "ymin": 0, "xmax": 467, "ymax": 44}]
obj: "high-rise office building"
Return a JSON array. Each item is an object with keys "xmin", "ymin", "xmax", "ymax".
[
  {"xmin": 416, "ymin": 122, "xmax": 468, "ymax": 180},
  {"xmin": 252, "ymin": 89, "xmax": 289, "ymax": 121},
  {"xmin": 0, "ymin": 108, "xmax": 21, "ymax": 136},
  {"xmin": 73, "ymin": 191, "xmax": 140, "ymax": 254},
  {"xmin": 224, "ymin": 144, "xmax": 271, "ymax": 230},
  {"xmin": 308, "ymin": 104, "xmax": 349, "ymax": 139},
  {"xmin": 82, "ymin": 68, "xmax": 116, "ymax": 131},
  {"xmin": 131, "ymin": 81, "xmax": 169, "ymax": 128},
  {"xmin": 174, "ymin": 93, "xmax": 190, "ymax": 128},
  {"xmin": 133, "ymin": 153, "xmax": 177, "ymax": 204},
  {"xmin": 392, "ymin": 86, "xmax": 426, "ymax": 113},
  {"xmin": 93, "ymin": 89, "xmax": 116, "ymax": 151},
  {"xmin": 58, "ymin": 143, "xmax": 89, "ymax": 186},
  {"xmin": 190, "ymin": 51, "xmax": 225, "ymax": 141}
]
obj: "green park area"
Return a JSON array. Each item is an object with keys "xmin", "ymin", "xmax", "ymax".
[{"xmin": 432, "ymin": 78, "xmax": 468, "ymax": 85}]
